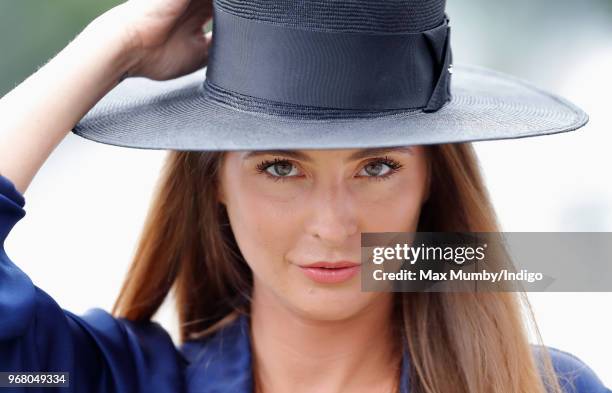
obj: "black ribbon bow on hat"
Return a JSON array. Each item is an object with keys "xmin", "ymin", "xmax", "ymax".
[{"xmin": 423, "ymin": 17, "xmax": 453, "ymax": 112}]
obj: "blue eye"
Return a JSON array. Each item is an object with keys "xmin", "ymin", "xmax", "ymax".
[
  {"xmin": 266, "ymin": 161, "xmax": 297, "ymax": 178},
  {"xmin": 255, "ymin": 156, "xmax": 402, "ymax": 182},
  {"xmin": 358, "ymin": 157, "xmax": 403, "ymax": 181},
  {"xmin": 361, "ymin": 162, "xmax": 391, "ymax": 177},
  {"xmin": 255, "ymin": 158, "xmax": 299, "ymax": 182}
]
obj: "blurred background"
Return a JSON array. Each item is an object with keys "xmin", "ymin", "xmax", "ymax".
[{"xmin": 1, "ymin": 0, "xmax": 611, "ymax": 386}]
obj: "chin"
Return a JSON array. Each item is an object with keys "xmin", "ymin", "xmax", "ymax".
[{"xmin": 289, "ymin": 288, "xmax": 376, "ymax": 322}]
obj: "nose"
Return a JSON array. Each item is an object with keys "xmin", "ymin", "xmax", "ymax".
[{"xmin": 305, "ymin": 182, "xmax": 359, "ymax": 245}]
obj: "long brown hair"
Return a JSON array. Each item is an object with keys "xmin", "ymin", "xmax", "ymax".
[{"xmin": 112, "ymin": 144, "xmax": 565, "ymax": 393}]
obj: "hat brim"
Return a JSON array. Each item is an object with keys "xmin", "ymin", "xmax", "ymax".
[{"xmin": 72, "ymin": 64, "xmax": 588, "ymax": 151}]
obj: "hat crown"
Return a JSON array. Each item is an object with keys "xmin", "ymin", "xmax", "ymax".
[{"xmin": 215, "ymin": 0, "xmax": 447, "ymax": 33}]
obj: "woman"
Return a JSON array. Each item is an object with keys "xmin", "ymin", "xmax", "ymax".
[{"xmin": 0, "ymin": 0, "xmax": 609, "ymax": 392}]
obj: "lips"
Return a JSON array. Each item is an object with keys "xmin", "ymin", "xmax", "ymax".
[
  {"xmin": 297, "ymin": 261, "xmax": 361, "ymax": 284},
  {"xmin": 301, "ymin": 261, "xmax": 360, "ymax": 268}
]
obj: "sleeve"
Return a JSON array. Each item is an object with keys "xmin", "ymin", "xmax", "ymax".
[
  {"xmin": 0, "ymin": 173, "xmax": 186, "ymax": 393},
  {"xmin": 533, "ymin": 344, "xmax": 611, "ymax": 393}
]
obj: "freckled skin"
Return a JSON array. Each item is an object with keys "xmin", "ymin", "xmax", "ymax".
[{"xmin": 218, "ymin": 147, "xmax": 430, "ymax": 322}]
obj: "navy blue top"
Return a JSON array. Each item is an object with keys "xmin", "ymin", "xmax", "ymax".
[{"xmin": 0, "ymin": 173, "xmax": 610, "ymax": 393}]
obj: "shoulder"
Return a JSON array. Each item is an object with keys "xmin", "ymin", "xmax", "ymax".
[
  {"xmin": 76, "ymin": 307, "xmax": 186, "ymax": 365},
  {"xmin": 532, "ymin": 344, "xmax": 611, "ymax": 393},
  {"xmin": 180, "ymin": 312, "xmax": 250, "ymax": 364},
  {"xmin": 67, "ymin": 307, "xmax": 187, "ymax": 391},
  {"xmin": 179, "ymin": 313, "xmax": 253, "ymax": 392}
]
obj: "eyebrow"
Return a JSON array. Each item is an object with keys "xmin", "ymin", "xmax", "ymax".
[{"xmin": 243, "ymin": 146, "xmax": 413, "ymax": 162}]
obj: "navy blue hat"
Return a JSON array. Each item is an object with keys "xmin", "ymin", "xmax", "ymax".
[{"xmin": 72, "ymin": 0, "xmax": 588, "ymax": 150}]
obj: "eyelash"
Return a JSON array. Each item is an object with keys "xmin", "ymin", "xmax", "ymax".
[{"xmin": 254, "ymin": 156, "xmax": 403, "ymax": 183}]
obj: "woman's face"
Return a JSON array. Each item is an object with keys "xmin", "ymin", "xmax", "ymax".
[{"xmin": 218, "ymin": 146, "xmax": 430, "ymax": 321}]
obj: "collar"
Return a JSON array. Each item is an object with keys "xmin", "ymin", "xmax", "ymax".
[{"xmin": 180, "ymin": 313, "xmax": 410, "ymax": 393}]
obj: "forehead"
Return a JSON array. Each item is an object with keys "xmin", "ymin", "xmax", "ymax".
[{"xmin": 240, "ymin": 147, "xmax": 416, "ymax": 163}]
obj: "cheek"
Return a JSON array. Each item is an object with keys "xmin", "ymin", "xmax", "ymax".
[
  {"xmin": 224, "ymin": 178, "xmax": 297, "ymax": 281},
  {"xmin": 360, "ymin": 174, "xmax": 426, "ymax": 233}
]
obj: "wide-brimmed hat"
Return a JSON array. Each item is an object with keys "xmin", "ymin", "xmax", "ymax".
[{"xmin": 72, "ymin": 0, "xmax": 589, "ymax": 151}]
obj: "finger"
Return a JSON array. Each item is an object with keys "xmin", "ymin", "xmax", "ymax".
[
  {"xmin": 175, "ymin": 0, "xmax": 212, "ymax": 30},
  {"xmin": 191, "ymin": 31, "xmax": 213, "ymax": 70},
  {"xmin": 174, "ymin": 29, "xmax": 212, "ymax": 76},
  {"xmin": 134, "ymin": 0, "xmax": 192, "ymax": 20},
  {"xmin": 169, "ymin": 4, "xmax": 211, "ymax": 45}
]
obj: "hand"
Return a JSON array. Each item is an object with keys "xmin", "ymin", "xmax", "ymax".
[{"xmin": 94, "ymin": 0, "xmax": 213, "ymax": 81}]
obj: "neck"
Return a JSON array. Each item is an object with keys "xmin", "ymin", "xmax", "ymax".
[{"xmin": 249, "ymin": 281, "xmax": 402, "ymax": 393}]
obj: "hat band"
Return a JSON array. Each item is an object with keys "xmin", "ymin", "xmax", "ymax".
[{"xmin": 206, "ymin": 6, "xmax": 452, "ymax": 112}]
